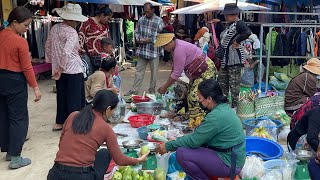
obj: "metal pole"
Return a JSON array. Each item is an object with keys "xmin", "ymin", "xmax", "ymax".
[
  {"xmin": 258, "ymin": 24, "xmax": 263, "ymax": 91},
  {"xmin": 265, "ymin": 26, "xmax": 272, "ymax": 93}
]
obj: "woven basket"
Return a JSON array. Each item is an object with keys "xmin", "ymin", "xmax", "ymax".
[
  {"xmin": 255, "ymin": 95, "xmax": 284, "ymax": 118},
  {"xmin": 237, "ymin": 100, "xmax": 255, "ymax": 120}
]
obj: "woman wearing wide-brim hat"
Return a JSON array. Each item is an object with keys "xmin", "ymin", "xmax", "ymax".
[
  {"xmin": 45, "ymin": 3, "xmax": 87, "ymax": 131},
  {"xmin": 212, "ymin": 3, "xmax": 252, "ymax": 109},
  {"xmin": 155, "ymin": 33, "xmax": 217, "ymax": 128},
  {"xmin": 285, "ymin": 58, "xmax": 320, "ymax": 111}
]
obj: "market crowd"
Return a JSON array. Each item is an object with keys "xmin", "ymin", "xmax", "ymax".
[{"xmin": 1, "ymin": 1, "xmax": 320, "ymax": 180}]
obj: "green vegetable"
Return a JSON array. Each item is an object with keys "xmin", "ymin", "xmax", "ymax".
[
  {"xmin": 151, "ymin": 134, "xmax": 168, "ymax": 142},
  {"xmin": 141, "ymin": 145, "xmax": 149, "ymax": 155},
  {"xmin": 154, "ymin": 168, "xmax": 166, "ymax": 180},
  {"xmin": 111, "ymin": 171, "xmax": 122, "ymax": 180}
]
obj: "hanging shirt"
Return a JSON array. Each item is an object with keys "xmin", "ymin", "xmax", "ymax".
[
  {"xmin": 79, "ymin": 17, "xmax": 110, "ymax": 57},
  {"xmin": 135, "ymin": 14, "xmax": 164, "ymax": 60},
  {"xmin": 45, "ymin": 23, "xmax": 83, "ymax": 75}
]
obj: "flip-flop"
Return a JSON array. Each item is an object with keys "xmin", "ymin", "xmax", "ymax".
[{"xmin": 52, "ymin": 128, "xmax": 63, "ymax": 132}]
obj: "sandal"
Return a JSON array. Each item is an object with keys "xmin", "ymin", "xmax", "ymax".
[{"xmin": 52, "ymin": 124, "xmax": 63, "ymax": 132}]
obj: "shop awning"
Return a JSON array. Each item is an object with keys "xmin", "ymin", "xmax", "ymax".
[
  {"xmin": 172, "ymin": 0, "xmax": 270, "ymax": 14},
  {"xmin": 59, "ymin": 0, "xmax": 162, "ymax": 6}
]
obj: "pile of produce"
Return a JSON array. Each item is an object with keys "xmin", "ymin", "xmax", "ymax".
[
  {"xmin": 273, "ymin": 110, "xmax": 291, "ymax": 126},
  {"xmin": 111, "ymin": 166, "xmax": 166, "ymax": 180},
  {"xmin": 111, "ymin": 166, "xmax": 153, "ymax": 180},
  {"xmin": 251, "ymin": 127, "xmax": 273, "ymax": 140}
]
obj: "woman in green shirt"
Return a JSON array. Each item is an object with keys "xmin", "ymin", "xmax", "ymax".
[{"xmin": 156, "ymin": 79, "xmax": 245, "ymax": 179}]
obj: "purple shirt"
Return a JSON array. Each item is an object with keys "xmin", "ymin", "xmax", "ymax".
[{"xmin": 171, "ymin": 39, "xmax": 203, "ymax": 80}]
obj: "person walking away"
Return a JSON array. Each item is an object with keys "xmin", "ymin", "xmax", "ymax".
[
  {"xmin": 125, "ymin": 2, "xmax": 164, "ymax": 95},
  {"xmin": 215, "ymin": 3, "xmax": 251, "ymax": 108},
  {"xmin": 79, "ymin": 6, "xmax": 113, "ymax": 75},
  {"xmin": 45, "ymin": 3, "xmax": 87, "ymax": 131},
  {"xmin": 47, "ymin": 90, "xmax": 149, "ymax": 180},
  {"xmin": 0, "ymin": 6, "xmax": 42, "ymax": 169},
  {"xmin": 85, "ymin": 56, "xmax": 119, "ymax": 104}
]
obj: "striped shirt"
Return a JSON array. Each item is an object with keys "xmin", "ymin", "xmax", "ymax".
[
  {"xmin": 220, "ymin": 20, "xmax": 251, "ymax": 68},
  {"xmin": 135, "ymin": 14, "xmax": 164, "ymax": 60}
]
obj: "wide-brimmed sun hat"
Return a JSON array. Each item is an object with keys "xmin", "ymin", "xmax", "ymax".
[
  {"xmin": 53, "ymin": 3, "xmax": 88, "ymax": 22},
  {"xmin": 221, "ymin": 3, "xmax": 241, "ymax": 15},
  {"xmin": 154, "ymin": 33, "xmax": 175, "ymax": 47},
  {"xmin": 303, "ymin": 58, "xmax": 320, "ymax": 75}
]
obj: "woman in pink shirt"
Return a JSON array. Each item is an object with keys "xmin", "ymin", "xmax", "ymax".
[
  {"xmin": 155, "ymin": 33, "xmax": 217, "ymax": 128},
  {"xmin": 45, "ymin": 4, "xmax": 88, "ymax": 131}
]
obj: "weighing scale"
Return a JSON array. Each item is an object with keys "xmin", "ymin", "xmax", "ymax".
[
  {"xmin": 294, "ymin": 150, "xmax": 312, "ymax": 180},
  {"xmin": 140, "ymin": 142, "xmax": 159, "ymax": 170},
  {"xmin": 121, "ymin": 140, "xmax": 143, "ymax": 158}
]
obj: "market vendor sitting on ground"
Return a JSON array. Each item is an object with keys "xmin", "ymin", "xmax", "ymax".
[
  {"xmin": 48, "ymin": 90, "xmax": 149, "ymax": 180},
  {"xmin": 85, "ymin": 55, "xmax": 119, "ymax": 104},
  {"xmin": 155, "ymin": 79, "xmax": 245, "ymax": 179},
  {"xmin": 154, "ymin": 32, "xmax": 217, "ymax": 128},
  {"xmin": 285, "ymin": 58, "xmax": 320, "ymax": 111}
]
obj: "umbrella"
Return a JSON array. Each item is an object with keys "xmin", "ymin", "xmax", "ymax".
[
  {"xmin": 172, "ymin": 0, "xmax": 270, "ymax": 14},
  {"xmin": 59, "ymin": 0, "xmax": 162, "ymax": 6}
]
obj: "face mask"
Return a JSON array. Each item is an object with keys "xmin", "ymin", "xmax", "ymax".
[{"xmin": 199, "ymin": 100, "xmax": 211, "ymax": 113}]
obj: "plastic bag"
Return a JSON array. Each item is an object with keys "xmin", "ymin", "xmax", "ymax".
[
  {"xmin": 274, "ymin": 110, "xmax": 291, "ymax": 126},
  {"xmin": 281, "ymin": 152, "xmax": 298, "ymax": 180},
  {"xmin": 156, "ymin": 153, "xmax": 171, "ymax": 176},
  {"xmin": 269, "ymin": 76, "xmax": 289, "ymax": 91},
  {"xmin": 167, "ymin": 171, "xmax": 186, "ymax": 180},
  {"xmin": 261, "ymin": 170, "xmax": 282, "ymax": 180},
  {"xmin": 240, "ymin": 156, "xmax": 265, "ymax": 179},
  {"xmin": 241, "ymin": 67, "xmax": 255, "ymax": 87},
  {"xmin": 248, "ymin": 120, "xmax": 278, "ymax": 141},
  {"xmin": 109, "ymin": 95, "xmax": 123, "ymax": 123},
  {"xmin": 278, "ymin": 126, "xmax": 290, "ymax": 144}
]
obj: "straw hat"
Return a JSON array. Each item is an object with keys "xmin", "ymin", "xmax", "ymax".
[
  {"xmin": 53, "ymin": 3, "xmax": 88, "ymax": 22},
  {"xmin": 154, "ymin": 33, "xmax": 175, "ymax": 47},
  {"xmin": 221, "ymin": 3, "xmax": 241, "ymax": 15},
  {"xmin": 303, "ymin": 58, "xmax": 320, "ymax": 75}
]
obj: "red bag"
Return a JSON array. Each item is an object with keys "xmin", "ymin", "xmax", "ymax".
[{"xmin": 208, "ymin": 24, "xmax": 221, "ymax": 71}]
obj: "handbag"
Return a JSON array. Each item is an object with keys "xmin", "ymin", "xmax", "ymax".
[
  {"xmin": 184, "ymin": 54, "xmax": 208, "ymax": 80},
  {"xmin": 208, "ymin": 24, "xmax": 221, "ymax": 70},
  {"xmin": 83, "ymin": 43, "xmax": 101, "ymax": 69}
]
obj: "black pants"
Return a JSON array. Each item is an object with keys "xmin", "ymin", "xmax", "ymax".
[
  {"xmin": 56, "ymin": 73, "xmax": 85, "ymax": 125},
  {"xmin": 0, "ymin": 70, "xmax": 29, "ymax": 156},
  {"xmin": 47, "ymin": 149, "xmax": 112, "ymax": 180}
]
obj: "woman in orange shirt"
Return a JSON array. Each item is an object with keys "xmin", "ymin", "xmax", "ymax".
[{"xmin": 0, "ymin": 7, "xmax": 41, "ymax": 169}]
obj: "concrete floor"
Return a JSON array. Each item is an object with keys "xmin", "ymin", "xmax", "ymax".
[{"xmin": 0, "ymin": 61, "xmax": 171, "ymax": 180}]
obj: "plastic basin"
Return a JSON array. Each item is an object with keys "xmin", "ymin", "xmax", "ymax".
[
  {"xmin": 132, "ymin": 95, "xmax": 151, "ymax": 103},
  {"xmin": 136, "ymin": 126, "xmax": 150, "ymax": 140},
  {"xmin": 246, "ymin": 137, "xmax": 283, "ymax": 161}
]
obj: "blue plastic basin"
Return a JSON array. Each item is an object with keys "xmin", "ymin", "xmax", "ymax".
[
  {"xmin": 246, "ymin": 137, "xmax": 283, "ymax": 161},
  {"xmin": 136, "ymin": 126, "xmax": 150, "ymax": 140}
]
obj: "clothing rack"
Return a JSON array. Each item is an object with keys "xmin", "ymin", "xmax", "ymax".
[
  {"xmin": 32, "ymin": 16, "xmax": 63, "ymax": 23},
  {"xmin": 258, "ymin": 22, "xmax": 320, "ymax": 92}
]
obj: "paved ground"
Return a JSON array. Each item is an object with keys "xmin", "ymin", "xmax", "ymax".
[{"xmin": 0, "ymin": 61, "xmax": 171, "ymax": 180}]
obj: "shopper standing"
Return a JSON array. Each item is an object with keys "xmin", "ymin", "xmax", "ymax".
[
  {"xmin": 125, "ymin": 2, "xmax": 164, "ymax": 95},
  {"xmin": 45, "ymin": 3, "xmax": 87, "ymax": 131},
  {"xmin": 79, "ymin": 6, "xmax": 113, "ymax": 75},
  {"xmin": 0, "ymin": 6, "xmax": 42, "ymax": 169},
  {"xmin": 215, "ymin": 3, "xmax": 251, "ymax": 108}
]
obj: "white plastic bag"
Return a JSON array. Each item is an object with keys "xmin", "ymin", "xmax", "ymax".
[
  {"xmin": 278, "ymin": 126, "xmax": 290, "ymax": 144},
  {"xmin": 261, "ymin": 170, "xmax": 282, "ymax": 180},
  {"xmin": 156, "ymin": 153, "xmax": 171, "ymax": 175},
  {"xmin": 167, "ymin": 171, "xmax": 186, "ymax": 180},
  {"xmin": 240, "ymin": 156, "xmax": 265, "ymax": 178}
]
